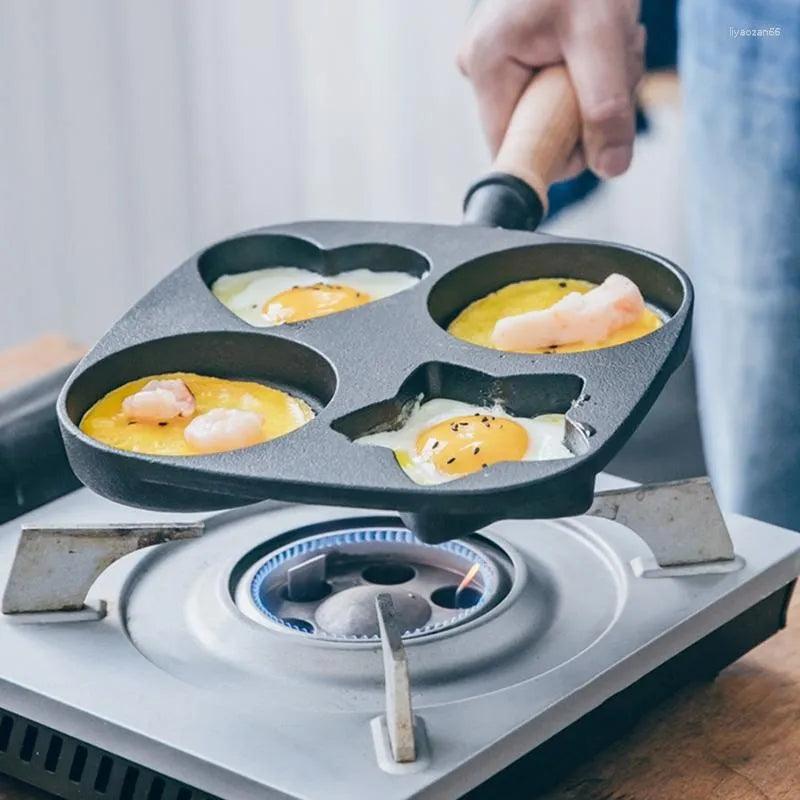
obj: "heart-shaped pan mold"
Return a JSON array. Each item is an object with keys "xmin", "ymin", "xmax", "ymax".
[
  {"xmin": 57, "ymin": 221, "xmax": 692, "ymax": 542},
  {"xmin": 199, "ymin": 233, "xmax": 430, "ymax": 327}
]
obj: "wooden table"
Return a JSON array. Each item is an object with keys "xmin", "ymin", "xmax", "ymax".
[{"xmin": 2, "ymin": 336, "xmax": 799, "ymax": 800}]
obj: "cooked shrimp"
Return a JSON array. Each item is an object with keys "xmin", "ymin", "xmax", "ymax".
[
  {"xmin": 121, "ymin": 379, "xmax": 196, "ymax": 422},
  {"xmin": 491, "ymin": 273, "xmax": 646, "ymax": 351},
  {"xmin": 183, "ymin": 408, "xmax": 264, "ymax": 453}
]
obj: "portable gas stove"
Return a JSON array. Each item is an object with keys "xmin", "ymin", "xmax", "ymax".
[{"xmin": 1, "ymin": 456, "xmax": 798, "ymax": 799}]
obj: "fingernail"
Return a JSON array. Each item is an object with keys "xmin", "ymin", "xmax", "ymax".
[{"xmin": 596, "ymin": 145, "xmax": 632, "ymax": 178}]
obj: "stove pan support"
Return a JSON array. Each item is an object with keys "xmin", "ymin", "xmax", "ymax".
[
  {"xmin": 371, "ymin": 593, "xmax": 431, "ymax": 774},
  {"xmin": 1, "ymin": 522, "xmax": 203, "ymax": 621},
  {"xmin": 587, "ymin": 477, "xmax": 742, "ymax": 577},
  {"xmin": 286, "ymin": 553, "xmax": 328, "ymax": 602}
]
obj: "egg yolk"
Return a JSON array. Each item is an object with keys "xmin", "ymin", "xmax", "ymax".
[
  {"xmin": 263, "ymin": 283, "xmax": 371, "ymax": 323},
  {"xmin": 415, "ymin": 414, "xmax": 528, "ymax": 476},
  {"xmin": 448, "ymin": 277, "xmax": 662, "ymax": 354}
]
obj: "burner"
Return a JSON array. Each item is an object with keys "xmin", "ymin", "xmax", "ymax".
[{"xmin": 235, "ymin": 526, "xmax": 508, "ymax": 640}]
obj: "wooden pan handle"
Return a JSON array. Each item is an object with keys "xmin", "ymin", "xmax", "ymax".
[
  {"xmin": 493, "ymin": 64, "xmax": 581, "ymax": 215},
  {"xmin": 463, "ymin": 64, "xmax": 581, "ymax": 231}
]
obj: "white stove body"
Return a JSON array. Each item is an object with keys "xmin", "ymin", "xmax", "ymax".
[{"xmin": 0, "ymin": 475, "xmax": 798, "ymax": 800}]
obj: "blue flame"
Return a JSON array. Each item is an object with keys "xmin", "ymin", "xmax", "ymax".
[{"xmin": 249, "ymin": 526, "xmax": 497, "ymax": 639}]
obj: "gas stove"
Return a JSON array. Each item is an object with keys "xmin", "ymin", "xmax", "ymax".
[{"xmin": 1, "ymin": 474, "xmax": 798, "ymax": 800}]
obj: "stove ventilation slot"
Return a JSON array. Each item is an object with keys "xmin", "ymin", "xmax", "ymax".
[{"xmin": 0, "ymin": 706, "xmax": 219, "ymax": 800}]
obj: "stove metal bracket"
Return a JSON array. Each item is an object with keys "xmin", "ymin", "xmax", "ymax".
[
  {"xmin": 1, "ymin": 522, "xmax": 203, "ymax": 617},
  {"xmin": 286, "ymin": 553, "xmax": 328, "ymax": 602},
  {"xmin": 587, "ymin": 476, "xmax": 737, "ymax": 573},
  {"xmin": 3, "ymin": 600, "xmax": 108, "ymax": 625},
  {"xmin": 375, "ymin": 592, "xmax": 423, "ymax": 765},
  {"xmin": 371, "ymin": 715, "xmax": 431, "ymax": 775}
]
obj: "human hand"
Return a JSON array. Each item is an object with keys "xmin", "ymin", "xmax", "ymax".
[{"xmin": 458, "ymin": 0, "xmax": 645, "ymax": 179}]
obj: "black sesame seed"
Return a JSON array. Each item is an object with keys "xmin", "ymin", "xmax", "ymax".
[
  {"xmin": 158, "ymin": 422, "xmax": 168, "ymax": 427},
  {"xmin": 473, "ymin": 446, "xmax": 480, "ymax": 455},
  {"xmin": 559, "ymin": 281, "xmax": 567, "ymax": 288},
  {"xmin": 446, "ymin": 457, "xmax": 456, "ymax": 464},
  {"xmin": 482, "ymin": 463, "xmax": 488, "ymax": 468},
  {"xmin": 431, "ymin": 440, "xmax": 439, "ymax": 449}
]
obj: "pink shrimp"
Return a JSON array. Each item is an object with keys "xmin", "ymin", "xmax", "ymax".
[
  {"xmin": 183, "ymin": 408, "xmax": 264, "ymax": 453},
  {"xmin": 122, "ymin": 379, "xmax": 196, "ymax": 423},
  {"xmin": 491, "ymin": 273, "xmax": 646, "ymax": 351}
]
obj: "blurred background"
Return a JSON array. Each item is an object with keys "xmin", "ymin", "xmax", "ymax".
[{"xmin": 0, "ymin": 0, "xmax": 700, "ymax": 481}]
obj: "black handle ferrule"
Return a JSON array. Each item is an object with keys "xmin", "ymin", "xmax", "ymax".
[{"xmin": 462, "ymin": 172, "xmax": 545, "ymax": 232}]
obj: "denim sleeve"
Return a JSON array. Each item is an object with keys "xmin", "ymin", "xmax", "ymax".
[{"xmin": 679, "ymin": 0, "xmax": 800, "ymax": 530}]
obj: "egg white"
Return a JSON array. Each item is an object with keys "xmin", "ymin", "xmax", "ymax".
[
  {"xmin": 211, "ymin": 266, "xmax": 420, "ymax": 327},
  {"xmin": 357, "ymin": 397, "xmax": 573, "ymax": 485}
]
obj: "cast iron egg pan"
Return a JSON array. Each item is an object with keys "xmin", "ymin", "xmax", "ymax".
[{"xmin": 57, "ymin": 67, "xmax": 692, "ymax": 543}]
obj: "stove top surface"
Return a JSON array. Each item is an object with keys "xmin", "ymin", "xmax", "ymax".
[{"xmin": 1, "ymin": 477, "xmax": 799, "ymax": 800}]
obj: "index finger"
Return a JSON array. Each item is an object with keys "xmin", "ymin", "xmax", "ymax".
[{"xmin": 563, "ymin": 21, "xmax": 644, "ymax": 177}]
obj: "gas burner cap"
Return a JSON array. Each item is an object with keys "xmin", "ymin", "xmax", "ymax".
[{"xmin": 236, "ymin": 525, "xmax": 506, "ymax": 641}]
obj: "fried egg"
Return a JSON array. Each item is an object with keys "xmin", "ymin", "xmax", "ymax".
[
  {"xmin": 356, "ymin": 398, "xmax": 572, "ymax": 485},
  {"xmin": 211, "ymin": 267, "xmax": 420, "ymax": 326},
  {"xmin": 448, "ymin": 277, "xmax": 663, "ymax": 354},
  {"xmin": 80, "ymin": 372, "xmax": 314, "ymax": 456}
]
